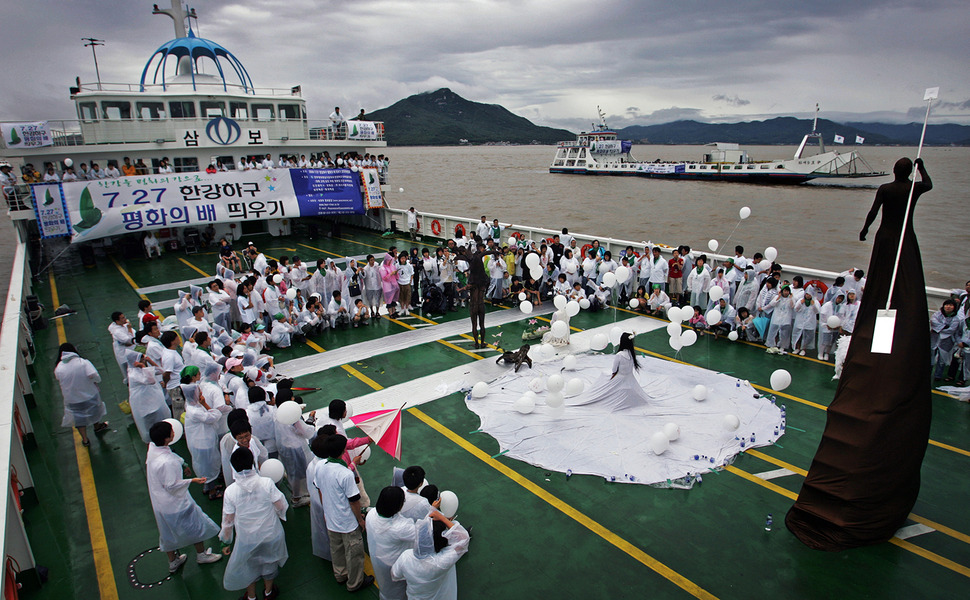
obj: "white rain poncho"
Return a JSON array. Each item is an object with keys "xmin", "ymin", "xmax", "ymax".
[
  {"xmin": 306, "ymin": 457, "xmax": 331, "ymax": 560},
  {"xmin": 108, "ymin": 320, "xmax": 135, "ymax": 383},
  {"xmin": 391, "ymin": 519, "xmax": 470, "ymax": 600},
  {"xmin": 365, "ymin": 510, "xmax": 417, "ymax": 600},
  {"xmin": 182, "ymin": 383, "xmax": 223, "ymax": 483},
  {"xmin": 174, "ymin": 291, "xmax": 195, "ymax": 330},
  {"xmin": 200, "ymin": 363, "xmax": 231, "ymax": 436},
  {"xmin": 246, "ymin": 401, "xmax": 278, "ymax": 454},
  {"xmin": 125, "ymin": 351, "xmax": 170, "ymax": 444},
  {"xmin": 55, "ymin": 352, "xmax": 107, "ymax": 428},
  {"xmin": 792, "ymin": 296, "xmax": 820, "ymax": 350},
  {"xmin": 146, "ymin": 443, "xmax": 219, "ymax": 552},
  {"xmin": 221, "ymin": 435, "xmax": 267, "ymax": 486},
  {"xmin": 220, "ymin": 469, "xmax": 288, "ymax": 591},
  {"xmin": 275, "ymin": 415, "xmax": 315, "ymax": 498}
]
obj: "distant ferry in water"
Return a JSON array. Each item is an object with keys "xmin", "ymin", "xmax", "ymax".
[{"xmin": 550, "ymin": 107, "xmax": 885, "ymax": 184}]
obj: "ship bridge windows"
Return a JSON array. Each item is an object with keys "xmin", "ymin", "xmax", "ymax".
[
  {"xmin": 278, "ymin": 104, "xmax": 304, "ymax": 121},
  {"xmin": 200, "ymin": 101, "xmax": 226, "ymax": 118},
  {"xmin": 173, "ymin": 157, "xmax": 199, "ymax": 173},
  {"xmin": 102, "ymin": 101, "xmax": 132, "ymax": 120},
  {"xmin": 169, "ymin": 101, "xmax": 196, "ymax": 119},
  {"xmin": 78, "ymin": 102, "xmax": 98, "ymax": 122},
  {"xmin": 136, "ymin": 101, "xmax": 166, "ymax": 121},
  {"xmin": 229, "ymin": 101, "xmax": 249, "ymax": 120},
  {"xmin": 252, "ymin": 103, "xmax": 274, "ymax": 121}
]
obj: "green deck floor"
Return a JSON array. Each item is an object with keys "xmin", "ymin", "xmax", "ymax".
[{"xmin": 16, "ymin": 226, "xmax": 970, "ymax": 599}]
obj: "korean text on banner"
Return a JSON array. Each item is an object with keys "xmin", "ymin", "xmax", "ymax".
[
  {"xmin": 2, "ymin": 121, "xmax": 53, "ymax": 148},
  {"xmin": 347, "ymin": 121, "xmax": 379, "ymax": 140},
  {"xmin": 360, "ymin": 167, "xmax": 383, "ymax": 209},
  {"xmin": 63, "ymin": 168, "xmax": 365, "ymax": 242},
  {"xmin": 30, "ymin": 183, "xmax": 72, "ymax": 238}
]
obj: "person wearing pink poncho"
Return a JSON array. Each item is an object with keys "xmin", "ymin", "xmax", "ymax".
[{"xmin": 379, "ymin": 250, "xmax": 400, "ymax": 318}]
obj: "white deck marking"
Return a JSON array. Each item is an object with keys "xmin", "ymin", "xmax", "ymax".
[
  {"xmin": 895, "ymin": 523, "xmax": 935, "ymax": 540},
  {"xmin": 137, "ymin": 276, "xmax": 212, "ymax": 295},
  {"xmin": 753, "ymin": 468, "xmax": 797, "ymax": 480}
]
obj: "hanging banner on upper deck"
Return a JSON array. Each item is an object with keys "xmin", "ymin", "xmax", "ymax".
[
  {"xmin": 60, "ymin": 168, "xmax": 366, "ymax": 243},
  {"xmin": 1, "ymin": 121, "xmax": 53, "ymax": 148},
  {"xmin": 30, "ymin": 183, "xmax": 72, "ymax": 238},
  {"xmin": 347, "ymin": 120, "xmax": 379, "ymax": 140}
]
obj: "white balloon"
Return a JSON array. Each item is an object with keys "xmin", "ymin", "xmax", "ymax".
[
  {"xmin": 727, "ymin": 330, "xmax": 739, "ymax": 341},
  {"xmin": 163, "ymin": 418, "xmax": 183, "ymax": 444},
  {"xmin": 530, "ymin": 266, "xmax": 544, "ymax": 280},
  {"xmin": 598, "ymin": 262, "xmax": 610, "ymax": 274},
  {"xmin": 285, "ymin": 288, "xmax": 297, "ymax": 300},
  {"xmin": 260, "ymin": 458, "xmax": 285, "ymax": 483},
  {"xmin": 708, "ymin": 286, "xmax": 724, "ymax": 302},
  {"xmin": 529, "ymin": 377, "xmax": 544, "ymax": 393},
  {"xmin": 650, "ymin": 431, "xmax": 669, "ymax": 455},
  {"xmin": 551, "ymin": 320, "xmax": 568, "ymax": 339},
  {"xmin": 345, "ymin": 404, "xmax": 354, "ymax": 418},
  {"xmin": 546, "ymin": 374, "xmax": 565, "ymax": 393},
  {"xmin": 708, "ymin": 239, "xmax": 719, "ymax": 252},
  {"xmin": 723, "ymin": 414, "xmax": 741, "ymax": 431},
  {"xmin": 564, "ymin": 377, "xmax": 585, "ymax": 397},
  {"xmin": 666, "ymin": 322, "xmax": 681, "ymax": 337},
  {"xmin": 554, "ymin": 295, "xmax": 567, "ymax": 310},
  {"xmin": 681, "ymin": 329, "xmax": 698, "ymax": 347},
  {"xmin": 629, "ymin": 297, "xmax": 639, "ymax": 309},
  {"xmin": 273, "ymin": 274, "xmax": 283, "ymax": 284},
  {"xmin": 615, "ymin": 265, "xmax": 631, "ymax": 283},
  {"xmin": 609, "ymin": 326, "xmax": 623, "ymax": 346},
  {"xmin": 514, "ymin": 395, "xmax": 536, "ymax": 414},
  {"xmin": 523, "ymin": 390, "xmax": 538, "ymax": 400},
  {"xmin": 590, "ymin": 333, "xmax": 608, "ymax": 350},
  {"xmin": 276, "ymin": 401, "xmax": 303, "ymax": 425},
  {"xmin": 546, "ymin": 391, "xmax": 564, "ymax": 408},
  {"xmin": 663, "ymin": 422, "xmax": 681, "ymax": 441},
  {"xmin": 706, "ymin": 309, "xmax": 722, "ymax": 325},
  {"xmin": 827, "ymin": 315, "xmax": 842, "ymax": 329},
  {"xmin": 508, "ymin": 236, "xmax": 517, "ymax": 247},
  {"xmin": 692, "ymin": 384, "xmax": 707, "ymax": 401},
  {"xmin": 668, "ymin": 335, "xmax": 683, "ymax": 351},
  {"xmin": 562, "ymin": 355, "xmax": 577, "ymax": 370},
  {"xmin": 526, "ymin": 253, "xmax": 540, "ymax": 269},
  {"xmin": 565, "ymin": 300, "xmax": 580, "ymax": 317},
  {"xmin": 518, "ymin": 292, "xmax": 527, "ymax": 301},
  {"xmin": 471, "ymin": 381, "xmax": 489, "ymax": 398},
  {"xmin": 601, "ymin": 272, "xmax": 616, "ymax": 288},
  {"xmin": 439, "ymin": 490, "xmax": 459, "ymax": 519},
  {"xmin": 666, "ymin": 306, "xmax": 683, "ymax": 322},
  {"xmin": 540, "ymin": 343, "xmax": 556, "ymax": 358},
  {"xmin": 764, "ymin": 246, "xmax": 778, "ymax": 262},
  {"xmin": 398, "ymin": 187, "xmax": 404, "ymax": 193},
  {"xmin": 579, "ymin": 298, "xmax": 591, "ymax": 310},
  {"xmin": 519, "ymin": 301, "xmax": 533, "ymax": 314},
  {"xmin": 63, "ymin": 158, "xmax": 74, "ymax": 167},
  {"xmin": 739, "ymin": 206, "xmax": 751, "ymax": 220},
  {"xmin": 770, "ymin": 369, "xmax": 792, "ymax": 392}
]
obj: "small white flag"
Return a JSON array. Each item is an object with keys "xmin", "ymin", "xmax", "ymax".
[
  {"xmin": 855, "ymin": 135, "xmax": 865, "ymax": 144},
  {"xmin": 833, "ymin": 134, "xmax": 845, "ymax": 144},
  {"xmin": 924, "ymin": 87, "xmax": 939, "ymax": 101}
]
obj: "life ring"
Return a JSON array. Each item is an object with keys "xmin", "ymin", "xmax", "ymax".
[
  {"xmin": 805, "ymin": 279, "xmax": 829, "ymax": 296},
  {"xmin": 581, "ymin": 243, "xmax": 594, "ymax": 258},
  {"xmin": 455, "ymin": 223, "xmax": 466, "ymax": 237},
  {"xmin": 431, "ymin": 219, "xmax": 442, "ymax": 235},
  {"xmin": 511, "ymin": 232, "xmax": 524, "ymax": 240},
  {"xmin": 415, "ymin": 220, "xmax": 421, "ymax": 231}
]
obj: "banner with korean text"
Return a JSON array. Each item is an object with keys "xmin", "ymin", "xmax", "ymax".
[
  {"xmin": 62, "ymin": 168, "xmax": 365, "ymax": 243},
  {"xmin": 30, "ymin": 183, "xmax": 72, "ymax": 238},
  {"xmin": 1, "ymin": 121, "xmax": 53, "ymax": 148},
  {"xmin": 347, "ymin": 120, "xmax": 379, "ymax": 140}
]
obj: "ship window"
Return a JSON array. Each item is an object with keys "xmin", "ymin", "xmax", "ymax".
[
  {"xmin": 252, "ymin": 104, "xmax": 274, "ymax": 121},
  {"xmin": 776, "ymin": 165, "xmax": 785, "ymax": 169},
  {"xmin": 278, "ymin": 104, "xmax": 303, "ymax": 121},
  {"xmin": 734, "ymin": 165, "xmax": 742, "ymax": 170},
  {"xmin": 215, "ymin": 155, "xmax": 235, "ymax": 170},
  {"xmin": 700, "ymin": 165, "xmax": 707, "ymax": 170},
  {"xmin": 169, "ymin": 101, "xmax": 196, "ymax": 119},
  {"xmin": 229, "ymin": 102, "xmax": 249, "ymax": 120},
  {"xmin": 200, "ymin": 101, "xmax": 226, "ymax": 118},
  {"xmin": 136, "ymin": 102, "xmax": 166, "ymax": 120},
  {"xmin": 78, "ymin": 102, "xmax": 98, "ymax": 122},
  {"xmin": 760, "ymin": 165, "xmax": 770, "ymax": 169},
  {"xmin": 577, "ymin": 161, "xmax": 586, "ymax": 166},
  {"xmin": 173, "ymin": 157, "xmax": 199, "ymax": 173},
  {"xmin": 747, "ymin": 165, "xmax": 755, "ymax": 169},
  {"xmin": 102, "ymin": 101, "xmax": 131, "ymax": 120}
]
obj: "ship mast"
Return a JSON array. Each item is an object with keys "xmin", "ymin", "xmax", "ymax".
[
  {"xmin": 794, "ymin": 102, "xmax": 825, "ymax": 159},
  {"xmin": 151, "ymin": 1, "xmax": 196, "ymax": 76}
]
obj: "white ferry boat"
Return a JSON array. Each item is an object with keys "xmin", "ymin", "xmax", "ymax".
[{"xmin": 550, "ymin": 107, "xmax": 884, "ymax": 184}]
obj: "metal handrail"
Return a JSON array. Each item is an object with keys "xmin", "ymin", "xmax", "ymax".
[{"xmin": 76, "ymin": 81, "xmax": 302, "ymax": 96}]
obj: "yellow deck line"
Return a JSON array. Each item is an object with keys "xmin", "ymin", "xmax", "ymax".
[
  {"xmin": 889, "ymin": 538, "xmax": 970, "ymax": 578},
  {"xmin": 108, "ymin": 256, "xmax": 149, "ymax": 301},
  {"xmin": 745, "ymin": 449, "xmax": 809, "ymax": 476},
  {"xmin": 341, "ymin": 364, "xmax": 382, "ymax": 391},
  {"xmin": 50, "ymin": 272, "xmax": 120, "ymax": 600},
  {"xmin": 724, "ymin": 465, "xmax": 799, "ymax": 500},
  {"xmin": 177, "ymin": 257, "xmax": 210, "ymax": 277},
  {"xmin": 409, "ymin": 407, "xmax": 719, "ymax": 600},
  {"xmin": 928, "ymin": 439, "xmax": 970, "ymax": 457},
  {"xmin": 297, "ymin": 242, "xmax": 342, "ymax": 257},
  {"xmin": 384, "ymin": 314, "xmax": 486, "ymax": 361}
]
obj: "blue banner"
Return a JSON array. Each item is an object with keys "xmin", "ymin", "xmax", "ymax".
[{"xmin": 289, "ymin": 169, "xmax": 365, "ymax": 216}]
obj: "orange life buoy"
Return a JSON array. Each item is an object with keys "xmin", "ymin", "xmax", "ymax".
[
  {"xmin": 431, "ymin": 220, "xmax": 442, "ymax": 235},
  {"xmin": 455, "ymin": 223, "xmax": 466, "ymax": 237},
  {"xmin": 511, "ymin": 232, "xmax": 523, "ymax": 240},
  {"xmin": 805, "ymin": 279, "xmax": 829, "ymax": 296},
  {"xmin": 581, "ymin": 243, "xmax": 594, "ymax": 258}
]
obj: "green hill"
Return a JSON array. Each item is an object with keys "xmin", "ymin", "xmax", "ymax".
[{"xmin": 367, "ymin": 88, "xmax": 574, "ymax": 146}]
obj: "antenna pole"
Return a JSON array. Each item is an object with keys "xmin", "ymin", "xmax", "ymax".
[
  {"xmin": 81, "ymin": 38, "xmax": 105, "ymax": 91},
  {"xmin": 812, "ymin": 103, "xmax": 819, "ymax": 133}
]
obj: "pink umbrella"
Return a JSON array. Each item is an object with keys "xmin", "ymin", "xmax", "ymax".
[{"xmin": 349, "ymin": 406, "xmax": 404, "ymax": 460}]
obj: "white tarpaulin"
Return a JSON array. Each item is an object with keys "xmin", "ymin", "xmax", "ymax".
[
  {"xmin": 465, "ymin": 352, "xmax": 784, "ymax": 487},
  {"xmin": 2, "ymin": 121, "xmax": 53, "ymax": 148}
]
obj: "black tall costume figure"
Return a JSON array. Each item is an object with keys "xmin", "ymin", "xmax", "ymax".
[
  {"xmin": 786, "ymin": 158, "xmax": 933, "ymax": 550},
  {"xmin": 457, "ymin": 242, "xmax": 496, "ymax": 349}
]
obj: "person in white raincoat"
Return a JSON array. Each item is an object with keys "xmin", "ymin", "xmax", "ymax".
[
  {"xmin": 817, "ymin": 291, "xmax": 845, "ymax": 361},
  {"xmin": 307, "ymin": 430, "xmax": 332, "ymax": 560},
  {"xmin": 108, "ymin": 312, "xmax": 135, "ymax": 384},
  {"xmin": 274, "ymin": 394, "xmax": 316, "ymax": 506},
  {"xmin": 222, "ymin": 410, "xmax": 268, "ymax": 486},
  {"xmin": 180, "ymin": 368, "xmax": 225, "ymax": 500},
  {"xmin": 125, "ymin": 351, "xmax": 169, "ymax": 444},
  {"xmin": 146, "ymin": 421, "xmax": 222, "ymax": 573},
  {"xmin": 367, "ymin": 486, "xmax": 419, "ymax": 600},
  {"xmin": 54, "ymin": 343, "xmax": 109, "ymax": 446},
  {"xmin": 765, "ymin": 285, "xmax": 795, "ymax": 353},
  {"xmin": 791, "ymin": 291, "xmax": 821, "ymax": 356},
  {"xmin": 391, "ymin": 512, "xmax": 470, "ymax": 600},
  {"xmin": 245, "ymin": 387, "xmax": 278, "ymax": 457},
  {"xmin": 208, "ymin": 279, "xmax": 233, "ymax": 332},
  {"xmin": 220, "ymin": 449, "xmax": 288, "ymax": 599}
]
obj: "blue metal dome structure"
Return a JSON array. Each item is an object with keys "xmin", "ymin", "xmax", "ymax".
[{"xmin": 139, "ymin": 29, "xmax": 254, "ymax": 93}]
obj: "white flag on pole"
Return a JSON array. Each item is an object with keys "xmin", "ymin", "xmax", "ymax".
[
  {"xmin": 833, "ymin": 134, "xmax": 845, "ymax": 144},
  {"xmin": 855, "ymin": 135, "xmax": 865, "ymax": 144},
  {"xmin": 924, "ymin": 87, "xmax": 939, "ymax": 101}
]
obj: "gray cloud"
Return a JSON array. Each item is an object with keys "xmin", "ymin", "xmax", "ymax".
[{"xmin": 712, "ymin": 95, "xmax": 751, "ymax": 107}]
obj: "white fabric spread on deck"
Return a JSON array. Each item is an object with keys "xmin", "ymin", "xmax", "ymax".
[{"xmin": 138, "ymin": 276, "xmax": 212, "ymax": 295}]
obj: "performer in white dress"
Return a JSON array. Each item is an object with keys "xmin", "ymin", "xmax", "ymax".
[{"xmin": 570, "ymin": 333, "xmax": 649, "ymax": 411}]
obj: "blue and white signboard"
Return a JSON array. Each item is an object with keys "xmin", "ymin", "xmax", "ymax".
[{"xmin": 30, "ymin": 183, "xmax": 72, "ymax": 238}]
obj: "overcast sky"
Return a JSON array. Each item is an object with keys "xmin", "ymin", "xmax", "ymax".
[{"xmin": 3, "ymin": 0, "xmax": 968, "ymax": 131}]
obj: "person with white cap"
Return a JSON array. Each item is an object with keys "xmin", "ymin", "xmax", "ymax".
[
  {"xmin": 390, "ymin": 510, "xmax": 470, "ymax": 600},
  {"xmin": 221, "ymin": 357, "xmax": 249, "ymax": 409},
  {"xmin": 146, "ymin": 421, "xmax": 223, "ymax": 573}
]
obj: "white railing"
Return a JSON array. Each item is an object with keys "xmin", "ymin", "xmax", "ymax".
[
  {"xmin": 77, "ymin": 81, "xmax": 302, "ymax": 97},
  {"xmin": 0, "ymin": 239, "xmax": 37, "ymax": 599},
  {"xmin": 380, "ymin": 205, "xmax": 952, "ymax": 308}
]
